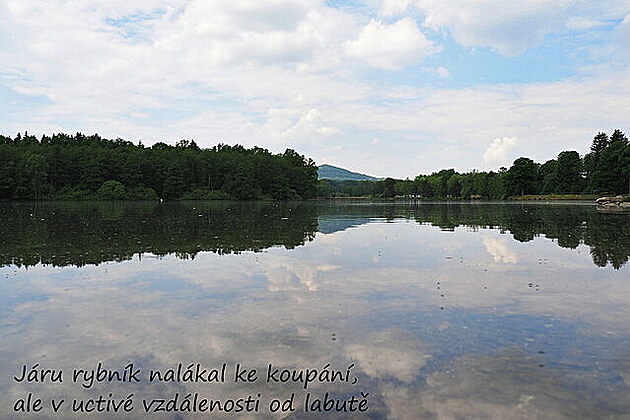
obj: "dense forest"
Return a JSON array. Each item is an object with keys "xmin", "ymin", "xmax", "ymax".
[
  {"xmin": 1, "ymin": 129, "xmax": 628, "ymax": 201},
  {"xmin": 0, "ymin": 132, "xmax": 318, "ymax": 200},
  {"xmin": 318, "ymin": 129, "xmax": 630, "ymax": 199}
]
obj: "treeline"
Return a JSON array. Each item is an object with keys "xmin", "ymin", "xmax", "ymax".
[
  {"xmin": 318, "ymin": 129, "xmax": 630, "ymax": 198},
  {"xmin": 0, "ymin": 132, "xmax": 318, "ymax": 200}
]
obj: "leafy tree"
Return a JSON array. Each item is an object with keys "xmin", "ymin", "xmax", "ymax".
[
  {"xmin": 162, "ymin": 161, "xmax": 186, "ymax": 200},
  {"xmin": 395, "ymin": 179, "xmax": 415, "ymax": 196},
  {"xmin": 486, "ymin": 171, "xmax": 505, "ymax": 199},
  {"xmin": 222, "ymin": 161, "xmax": 258, "ymax": 200},
  {"xmin": 591, "ymin": 141, "xmax": 626, "ymax": 194},
  {"xmin": 583, "ymin": 152, "xmax": 598, "ymax": 192},
  {"xmin": 414, "ymin": 175, "xmax": 432, "ymax": 197},
  {"xmin": 538, "ymin": 159, "xmax": 558, "ymax": 194},
  {"xmin": 0, "ymin": 144, "xmax": 17, "ymax": 198},
  {"xmin": 473, "ymin": 172, "xmax": 490, "ymax": 197},
  {"xmin": 555, "ymin": 151, "xmax": 584, "ymax": 193},
  {"xmin": 95, "ymin": 180, "xmax": 127, "ymax": 200},
  {"xmin": 586, "ymin": 130, "xmax": 628, "ymax": 194},
  {"xmin": 447, "ymin": 173, "xmax": 462, "ymax": 197},
  {"xmin": 621, "ymin": 144, "xmax": 630, "ymax": 195},
  {"xmin": 379, "ymin": 178, "xmax": 397, "ymax": 198},
  {"xmin": 504, "ymin": 157, "xmax": 539, "ymax": 196},
  {"xmin": 17, "ymin": 152, "xmax": 49, "ymax": 199}
]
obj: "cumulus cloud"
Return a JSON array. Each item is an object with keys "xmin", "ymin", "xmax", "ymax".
[
  {"xmin": 157, "ymin": 0, "xmax": 325, "ymax": 66},
  {"xmin": 412, "ymin": 0, "xmax": 575, "ymax": 55},
  {"xmin": 483, "ymin": 137, "xmax": 518, "ymax": 163},
  {"xmin": 1, "ymin": 0, "xmax": 630, "ymax": 176},
  {"xmin": 345, "ymin": 18, "xmax": 436, "ymax": 70},
  {"xmin": 379, "ymin": 0, "xmax": 412, "ymax": 17},
  {"xmin": 262, "ymin": 108, "xmax": 341, "ymax": 143}
]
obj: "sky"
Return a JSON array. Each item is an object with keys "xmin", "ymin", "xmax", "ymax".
[{"xmin": 0, "ymin": 0, "xmax": 629, "ymax": 178}]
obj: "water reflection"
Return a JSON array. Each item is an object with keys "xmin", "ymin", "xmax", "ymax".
[
  {"xmin": 1, "ymin": 201, "xmax": 629, "ymax": 419},
  {"xmin": 0, "ymin": 201, "xmax": 318, "ymax": 267},
  {"xmin": 1, "ymin": 201, "xmax": 628, "ymax": 269}
]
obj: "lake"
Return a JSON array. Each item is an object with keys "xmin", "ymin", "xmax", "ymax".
[{"xmin": 1, "ymin": 201, "xmax": 629, "ymax": 419}]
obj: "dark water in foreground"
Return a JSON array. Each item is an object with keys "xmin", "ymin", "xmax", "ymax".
[{"xmin": 1, "ymin": 201, "xmax": 629, "ymax": 419}]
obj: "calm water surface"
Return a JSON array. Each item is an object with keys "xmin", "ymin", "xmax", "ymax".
[{"xmin": 1, "ymin": 201, "xmax": 629, "ymax": 419}]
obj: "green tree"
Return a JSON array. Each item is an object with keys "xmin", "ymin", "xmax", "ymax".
[
  {"xmin": 17, "ymin": 152, "xmax": 49, "ymax": 199},
  {"xmin": 95, "ymin": 180, "xmax": 127, "ymax": 200},
  {"xmin": 610, "ymin": 129, "xmax": 628, "ymax": 145},
  {"xmin": 590, "ymin": 132, "xmax": 610, "ymax": 154},
  {"xmin": 591, "ymin": 141, "xmax": 626, "ymax": 194},
  {"xmin": 395, "ymin": 179, "xmax": 415, "ymax": 196},
  {"xmin": 504, "ymin": 157, "xmax": 538, "ymax": 196},
  {"xmin": 162, "ymin": 162, "xmax": 186, "ymax": 200},
  {"xmin": 316, "ymin": 180, "xmax": 334, "ymax": 197},
  {"xmin": 0, "ymin": 143, "xmax": 18, "ymax": 198},
  {"xmin": 555, "ymin": 151, "xmax": 584, "ymax": 193},
  {"xmin": 379, "ymin": 178, "xmax": 397, "ymax": 198},
  {"xmin": 473, "ymin": 172, "xmax": 490, "ymax": 197},
  {"xmin": 413, "ymin": 175, "xmax": 432, "ymax": 197},
  {"xmin": 538, "ymin": 159, "xmax": 557, "ymax": 194},
  {"xmin": 621, "ymin": 144, "xmax": 630, "ymax": 195},
  {"xmin": 447, "ymin": 174, "xmax": 462, "ymax": 197},
  {"xmin": 486, "ymin": 171, "xmax": 505, "ymax": 199}
]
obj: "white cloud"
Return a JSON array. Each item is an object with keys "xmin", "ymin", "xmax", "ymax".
[
  {"xmin": 157, "ymin": 0, "xmax": 325, "ymax": 66},
  {"xmin": 425, "ymin": 66, "xmax": 449, "ymax": 77},
  {"xmin": 1, "ymin": 0, "xmax": 630, "ymax": 177},
  {"xmin": 483, "ymin": 137, "xmax": 518, "ymax": 163},
  {"xmin": 414, "ymin": 0, "xmax": 575, "ymax": 55},
  {"xmin": 379, "ymin": 0, "xmax": 412, "ymax": 17},
  {"xmin": 435, "ymin": 66, "xmax": 449, "ymax": 77},
  {"xmin": 262, "ymin": 108, "xmax": 341, "ymax": 143},
  {"xmin": 345, "ymin": 18, "xmax": 436, "ymax": 69},
  {"xmin": 375, "ymin": 0, "xmax": 630, "ymax": 59},
  {"xmin": 0, "ymin": 0, "xmax": 360, "ymax": 144}
]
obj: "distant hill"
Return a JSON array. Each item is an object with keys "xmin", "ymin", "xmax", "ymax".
[{"xmin": 318, "ymin": 164, "xmax": 380, "ymax": 181}]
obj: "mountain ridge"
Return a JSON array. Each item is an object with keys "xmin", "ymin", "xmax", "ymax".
[{"xmin": 317, "ymin": 164, "xmax": 380, "ymax": 181}]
